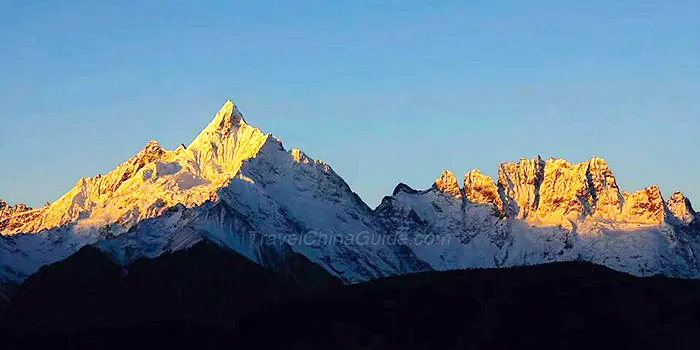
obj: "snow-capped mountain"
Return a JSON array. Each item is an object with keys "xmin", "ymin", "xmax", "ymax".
[
  {"xmin": 1, "ymin": 100, "xmax": 699, "ymax": 288},
  {"xmin": 379, "ymin": 157, "xmax": 700, "ymax": 277},
  {"xmin": 1, "ymin": 102, "xmax": 267, "ymax": 236},
  {"xmin": 0, "ymin": 100, "xmax": 428, "ymax": 285}
]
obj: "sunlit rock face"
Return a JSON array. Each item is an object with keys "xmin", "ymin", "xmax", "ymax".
[
  {"xmin": 619, "ymin": 186, "xmax": 667, "ymax": 225},
  {"xmin": 433, "ymin": 170, "xmax": 463, "ymax": 199},
  {"xmin": 0, "ymin": 101, "xmax": 270, "ymax": 236},
  {"xmin": 533, "ymin": 159, "xmax": 591, "ymax": 224},
  {"xmin": 497, "ymin": 157, "xmax": 546, "ymax": 219},
  {"xmin": 378, "ymin": 155, "xmax": 700, "ymax": 279},
  {"xmin": 481, "ymin": 156, "xmax": 665, "ymax": 228},
  {"xmin": 463, "ymin": 170, "xmax": 503, "ymax": 212},
  {"xmin": 528, "ymin": 157, "xmax": 625, "ymax": 226},
  {"xmin": 667, "ymin": 192, "xmax": 697, "ymax": 225},
  {"xmin": 187, "ymin": 101, "xmax": 270, "ymax": 184},
  {"xmin": 0, "ymin": 201, "xmax": 35, "ymax": 233},
  {"xmin": 0, "ymin": 201, "xmax": 29, "ymax": 216},
  {"xmin": 585, "ymin": 157, "xmax": 624, "ymax": 220}
]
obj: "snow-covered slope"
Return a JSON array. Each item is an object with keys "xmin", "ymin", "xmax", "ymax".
[
  {"xmin": 1, "ymin": 100, "xmax": 699, "ymax": 288},
  {"xmin": 96, "ymin": 136, "xmax": 429, "ymax": 283},
  {"xmin": 0, "ymin": 100, "xmax": 427, "ymax": 285},
  {"xmin": 378, "ymin": 158, "xmax": 700, "ymax": 278},
  {"xmin": 1, "ymin": 101, "xmax": 267, "ymax": 237}
]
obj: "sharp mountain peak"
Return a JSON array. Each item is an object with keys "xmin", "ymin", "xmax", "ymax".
[{"xmin": 2, "ymin": 99, "xmax": 699, "ymax": 289}]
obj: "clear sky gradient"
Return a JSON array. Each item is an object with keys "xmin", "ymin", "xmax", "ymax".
[{"xmin": 1, "ymin": 1, "xmax": 698, "ymax": 208}]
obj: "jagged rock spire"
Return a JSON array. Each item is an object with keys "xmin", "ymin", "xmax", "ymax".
[
  {"xmin": 0, "ymin": 200, "xmax": 34, "ymax": 233},
  {"xmin": 667, "ymin": 192, "xmax": 697, "ymax": 224},
  {"xmin": 189, "ymin": 100, "xmax": 246, "ymax": 146},
  {"xmin": 464, "ymin": 169, "xmax": 503, "ymax": 211},
  {"xmin": 584, "ymin": 156, "xmax": 623, "ymax": 219},
  {"xmin": 497, "ymin": 157, "xmax": 546, "ymax": 219},
  {"xmin": 620, "ymin": 185, "xmax": 667, "ymax": 224},
  {"xmin": 186, "ymin": 100, "xmax": 270, "ymax": 183},
  {"xmin": 133, "ymin": 141, "xmax": 166, "ymax": 164},
  {"xmin": 291, "ymin": 149, "xmax": 311, "ymax": 164},
  {"xmin": 434, "ymin": 170, "xmax": 462, "ymax": 199}
]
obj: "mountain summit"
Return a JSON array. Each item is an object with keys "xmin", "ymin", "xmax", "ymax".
[
  {"xmin": 191, "ymin": 100, "xmax": 247, "ymax": 137},
  {"xmin": 1, "ymin": 100, "xmax": 269, "ymax": 237},
  {"xmin": 1, "ymin": 100, "xmax": 699, "ymax": 289},
  {"xmin": 0, "ymin": 100, "xmax": 426, "ymax": 284},
  {"xmin": 187, "ymin": 100, "xmax": 270, "ymax": 184}
]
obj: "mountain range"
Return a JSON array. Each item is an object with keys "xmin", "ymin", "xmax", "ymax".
[{"xmin": 2, "ymin": 99, "xmax": 699, "ymax": 295}]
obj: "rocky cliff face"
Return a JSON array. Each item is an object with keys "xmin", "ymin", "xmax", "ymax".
[
  {"xmin": 464, "ymin": 169, "xmax": 503, "ymax": 214},
  {"xmin": 433, "ymin": 170, "xmax": 463, "ymax": 199},
  {"xmin": 378, "ymin": 156, "xmax": 700, "ymax": 278},
  {"xmin": 450, "ymin": 156, "xmax": 676, "ymax": 229},
  {"xmin": 497, "ymin": 157, "xmax": 546, "ymax": 219},
  {"xmin": 0, "ymin": 201, "xmax": 38, "ymax": 234},
  {"xmin": 667, "ymin": 192, "xmax": 697, "ymax": 225},
  {"xmin": 620, "ymin": 186, "xmax": 667, "ymax": 225}
]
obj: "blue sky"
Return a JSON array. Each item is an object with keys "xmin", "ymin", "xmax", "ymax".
[{"xmin": 1, "ymin": 0, "xmax": 698, "ymax": 208}]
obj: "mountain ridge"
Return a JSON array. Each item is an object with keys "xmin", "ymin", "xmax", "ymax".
[{"xmin": 1, "ymin": 99, "xmax": 699, "ymax": 289}]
